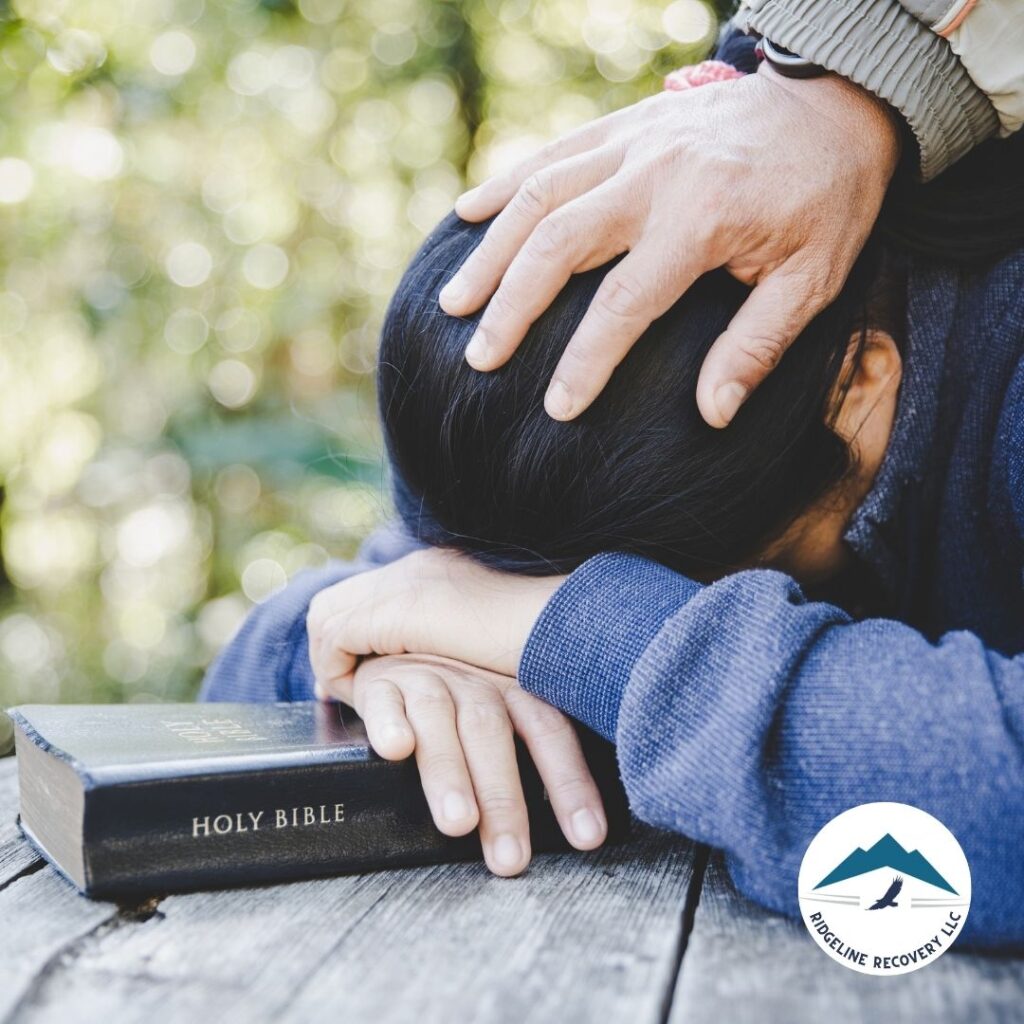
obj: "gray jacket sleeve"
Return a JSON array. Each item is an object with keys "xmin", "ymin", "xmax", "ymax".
[{"xmin": 740, "ymin": 0, "xmax": 1002, "ymax": 180}]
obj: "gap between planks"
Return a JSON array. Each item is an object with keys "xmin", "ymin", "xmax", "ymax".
[
  {"xmin": 5, "ymin": 833, "xmax": 700, "ymax": 1024},
  {"xmin": 667, "ymin": 852, "xmax": 1024, "ymax": 1024},
  {"xmin": 0, "ymin": 755, "xmax": 703, "ymax": 1024}
]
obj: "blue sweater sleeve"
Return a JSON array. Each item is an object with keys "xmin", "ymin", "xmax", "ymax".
[
  {"xmin": 200, "ymin": 522, "xmax": 421, "ymax": 703},
  {"xmin": 519, "ymin": 554, "xmax": 1024, "ymax": 948}
]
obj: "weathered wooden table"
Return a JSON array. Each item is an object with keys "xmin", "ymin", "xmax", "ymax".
[{"xmin": 2, "ymin": 758, "xmax": 1022, "ymax": 1023}]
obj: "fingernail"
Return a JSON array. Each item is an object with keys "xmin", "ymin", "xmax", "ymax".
[
  {"xmin": 465, "ymin": 330, "xmax": 489, "ymax": 367},
  {"xmin": 439, "ymin": 273, "xmax": 465, "ymax": 308},
  {"xmin": 571, "ymin": 808, "xmax": 603, "ymax": 846},
  {"xmin": 492, "ymin": 833, "xmax": 524, "ymax": 870},
  {"xmin": 314, "ymin": 681, "xmax": 329, "ymax": 702},
  {"xmin": 443, "ymin": 790, "xmax": 472, "ymax": 823},
  {"xmin": 714, "ymin": 382, "xmax": 748, "ymax": 425},
  {"xmin": 545, "ymin": 379, "xmax": 573, "ymax": 419}
]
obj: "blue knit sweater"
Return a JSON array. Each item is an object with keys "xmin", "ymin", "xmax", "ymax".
[{"xmin": 202, "ymin": 251, "xmax": 1024, "ymax": 948}]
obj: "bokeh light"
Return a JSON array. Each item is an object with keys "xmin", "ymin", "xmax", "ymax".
[
  {"xmin": 0, "ymin": 0, "xmax": 723, "ymax": 707},
  {"xmin": 0, "ymin": 158, "xmax": 34, "ymax": 203}
]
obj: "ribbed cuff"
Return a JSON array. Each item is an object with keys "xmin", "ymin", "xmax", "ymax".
[
  {"xmin": 518, "ymin": 553, "xmax": 701, "ymax": 742},
  {"xmin": 744, "ymin": 0, "xmax": 999, "ymax": 179}
]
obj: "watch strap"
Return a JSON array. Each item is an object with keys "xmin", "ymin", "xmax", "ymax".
[{"xmin": 756, "ymin": 36, "xmax": 828, "ymax": 79}]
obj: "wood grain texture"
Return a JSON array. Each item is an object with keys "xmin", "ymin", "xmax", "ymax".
[
  {"xmin": 0, "ymin": 757, "xmax": 41, "ymax": 889},
  {"xmin": 668, "ymin": 853, "xmax": 1024, "ymax": 1024},
  {"xmin": 0, "ymin": 869, "xmax": 120, "ymax": 1022},
  {"xmin": 0, "ymin": 759, "xmax": 121, "ymax": 1022},
  {"xmin": 3, "ymin": 825, "xmax": 698, "ymax": 1024},
  {"xmin": 6, "ymin": 737, "xmax": 1024, "ymax": 1024}
]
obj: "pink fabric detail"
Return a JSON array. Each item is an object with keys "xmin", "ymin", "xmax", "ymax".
[{"xmin": 663, "ymin": 60, "xmax": 745, "ymax": 92}]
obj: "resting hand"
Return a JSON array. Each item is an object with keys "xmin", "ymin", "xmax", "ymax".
[
  {"xmin": 439, "ymin": 63, "xmax": 901, "ymax": 427},
  {"xmin": 306, "ymin": 547, "xmax": 562, "ymax": 693},
  {"xmin": 332, "ymin": 653, "xmax": 607, "ymax": 876}
]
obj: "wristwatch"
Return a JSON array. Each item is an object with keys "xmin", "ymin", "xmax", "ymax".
[{"xmin": 755, "ymin": 36, "xmax": 828, "ymax": 79}]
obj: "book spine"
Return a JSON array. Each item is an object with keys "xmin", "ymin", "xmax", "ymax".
[{"xmin": 80, "ymin": 736, "xmax": 628, "ymax": 896}]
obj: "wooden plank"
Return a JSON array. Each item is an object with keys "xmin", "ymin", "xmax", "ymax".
[
  {"xmin": 0, "ymin": 756, "xmax": 43, "ymax": 888},
  {"xmin": 7, "ymin": 827, "xmax": 699, "ymax": 1024},
  {"xmin": 0, "ymin": 754, "xmax": 121, "ymax": 1020},
  {"xmin": 0, "ymin": 869, "xmax": 120, "ymax": 1021},
  {"xmin": 668, "ymin": 853, "xmax": 1024, "ymax": 1024}
]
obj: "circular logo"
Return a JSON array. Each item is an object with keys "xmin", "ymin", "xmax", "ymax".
[{"xmin": 798, "ymin": 802, "xmax": 971, "ymax": 975}]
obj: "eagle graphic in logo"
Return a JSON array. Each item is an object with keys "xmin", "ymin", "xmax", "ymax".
[{"xmin": 866, "ymin": 875, "xmax": 903, "ymax": 910}]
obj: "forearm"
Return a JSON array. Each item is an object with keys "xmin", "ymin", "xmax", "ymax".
[
  {"xmin": 740, "ymin": 0, "xmax": 1001, "ymax": 179},
  {"xmin": 519, "ymin": 553, "xmax": 1024, "ymax": 946}
]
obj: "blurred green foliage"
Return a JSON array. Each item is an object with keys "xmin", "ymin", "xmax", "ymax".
[{"xmin": 0, "ymin": 0, "xmax": 722, "ymax": 707}]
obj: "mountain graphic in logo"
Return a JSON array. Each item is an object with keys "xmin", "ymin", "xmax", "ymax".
[{"xmin": 813, "ymin": 833, "xmax": 957, "ymax": 894}]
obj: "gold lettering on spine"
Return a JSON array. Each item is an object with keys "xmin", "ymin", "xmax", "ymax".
[{"xmin": 192, "ymin": 804, "xmax": 348, "ymax": 836}]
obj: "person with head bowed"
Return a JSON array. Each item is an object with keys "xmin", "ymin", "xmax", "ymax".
[{"xmin": 203, "ymin": 6, "xmax": 1024, "ymax": 949}]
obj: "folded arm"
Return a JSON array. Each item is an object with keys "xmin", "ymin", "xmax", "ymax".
[
  {"xmin": 200, "ymin": 527, "xmax": 609, "ymax": 876},
  {"xmin": 225, "ymin": 522, "xmax": 1024, "ymax": 943},
  {"xmin": 519, "ymin": 553, "xmax": 1024, "ymax": 947}
]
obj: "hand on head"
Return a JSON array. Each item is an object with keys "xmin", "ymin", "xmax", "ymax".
[{"xmin": 438, "ymin": 62, "xmax": 901, "ymax": 427}]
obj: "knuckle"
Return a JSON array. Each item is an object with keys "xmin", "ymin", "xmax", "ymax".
[
  {"xmin": 596, "ymin": 273, "xmax": 647, "ymax": 322},
  {"xmin": 513, "ymin": 172, "xmax": 552, "ymax": 219},
  {"xmin": 530, "ymin": 215, "xmax": 571, "ymax": 260},
  {"xmin": 406, "ymin": 682, "xmax": 453, "ymax": 718},
  {"xmin": 533, "ymin": 136, "xmax": 569, "ymax": 165},
  {"xmin": 359, "ymin": 668, "xmax": 396, "ymax": 693},
  {"xmin": 484, "ymin": 286, "xmax": 518, "ymax": 324},
  {"xmin": 813, "ymin": 271, "xmax": 843, "ymax": 306},
  {"xmin": 689, "ymin": 220, "xmax": 722, "ymax": 257},
  {"xmin": 699, "ymin": 183, "xmax": 730, "ymax": 218},
  {"xmin": 545, "ymin": 772, "xmax": 594, "ymax": 802},
  {"xmin": 420, "ymin": 750, "xmax": 464, "ymax": 778},
  {"xmin": 786, "ymin": 261, "xmax": 838, "ymax": 310},
  {"xmin": 737, "ymin": 333, "xmax": 787, "ymax": 372},
  {"xmin": 318, "ymin": 615, "xmax": 344, "ymax": 650},
  {"xmin": 680, "ymin": 181, "xmax": 727, "ymax": 228},
  {"xmin": 475, "ymin": 790, "xmax": 522, "ymax": 818},
  {"xmin": 458, "ymin": 698, "xmax": 512, "ymax": 737},
  {"xmin": 788, "ymin": 275, "xmax": 830, "ymax": 314}
]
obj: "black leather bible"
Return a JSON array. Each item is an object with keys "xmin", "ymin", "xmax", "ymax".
[{"xmin": 10, "ymin": 702, "xmax": 630, "ymax": 898}]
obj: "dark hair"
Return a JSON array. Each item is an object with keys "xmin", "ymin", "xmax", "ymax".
[
  {"xmin": 378, "ymin": 213, "xmax": 875, "ymax": 577},
  {"xmin": 378, "ymin": 41, "xmax": 1024, "ymax": 579}
]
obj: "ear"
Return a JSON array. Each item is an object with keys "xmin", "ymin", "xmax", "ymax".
[{"xmin": 831, "ymin": 329, "xmax": 902, "ymax": 444}]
